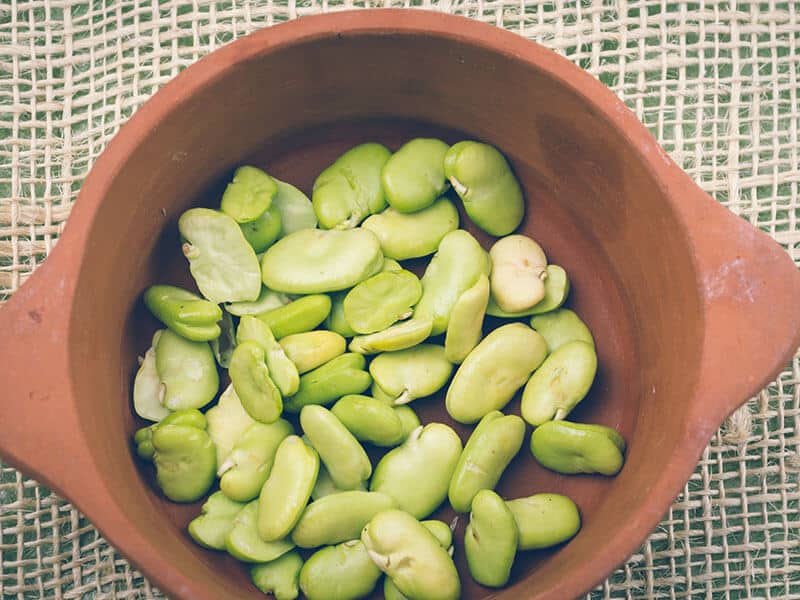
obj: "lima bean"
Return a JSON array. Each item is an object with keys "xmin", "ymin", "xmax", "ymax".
[
  {"xmin": 178, "ymin": 208, "xmax": 262, "ymax": 303},
  {"xmin": 446, "ymin": 323, "xmax": 547, "ymax": 424},
  {"xmin": 414, "ymin": 229, "xmax": 491, "ymax": 336},
  {"xmin": 291, "ymin": 490, "xmax": 396, "ymax": 548},
  {"xmin": 464, "ymin": 489, "xmax": 518, "ymax": 587},
  {"xmin": 257, "ymin": 436, "xmax": 319, "ymax": 542},
  {"xmin": 444, "ymin": 141, "xmax": 524, "ymax": 236},
  {"xmin": 300, "ymin": 405, "xmax": 372, "ymax": 491},
  {"xmin": 381, "ymin": 138, "xmax": 449, "ymax": 213},
  {"xmin": 369, "ymin": 344, "xmax": 453, "ymax": 405},
  {"xmin": 312, "ymin": 143, "xmax": 391, "ymax": 230},
  {"xmin": 362, "ymin": 509, "xmax": 460, "ymax": 600},
  {"xmin": 521, "ymin": 340, "xmax": 597, "ymax": 425},
  {"xmin": 370, "ymin": 423, "xmax": 462, "ymax": 519},
  {"xmin": 300, "ymin": 540, "xmax": 381, "ymax": 600},
  {"xmin": 262, "ymin": 228, "xmax": 384, "ymax": 294},
  {"xmin": 362, "ymin": 197, "xmax": 458, "ymax": 261},
  {"xmin": 530, "ymin": 420, "xmax": 625, "ymax": 475},
  {"xmin": 506, "ymin": 493, "xmax": 581, "ymax": 550},
  {"xmin": 448, "ymin": 411, "xmax": 526, "ymax": 512}
]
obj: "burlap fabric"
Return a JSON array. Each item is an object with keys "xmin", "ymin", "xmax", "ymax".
[{"xmin": 1, "ymin": 1, "xmax": 798, "ymax": 598}]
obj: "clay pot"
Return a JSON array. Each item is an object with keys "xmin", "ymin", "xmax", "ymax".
[{"xmin": 0, "ymin": 10, "xmax": 797, "ymax": 600}]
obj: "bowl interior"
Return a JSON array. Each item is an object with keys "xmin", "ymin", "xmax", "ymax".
[{"xmin": 67, "ymin": 26, "xmax": 704, "ymax": 599}]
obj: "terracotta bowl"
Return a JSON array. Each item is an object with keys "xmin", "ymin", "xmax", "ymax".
[{"xmin": 1, "ymin": 10, "xmax": 798, "ymax": 600}]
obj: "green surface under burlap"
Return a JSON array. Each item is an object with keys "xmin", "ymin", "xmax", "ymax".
[{"xmin": 1, "ymin": 1, "xmax": 799, "ymax": 598}]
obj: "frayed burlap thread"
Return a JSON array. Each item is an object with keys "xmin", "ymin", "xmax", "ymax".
[{"xmin": 1, "ymin": 1, "xmax": 799, "ymax": 598}]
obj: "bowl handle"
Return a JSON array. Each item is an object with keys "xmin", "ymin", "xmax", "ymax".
[
  {"xmin": 673, "ymin": 173, "xmax": 800, "ymax": 433},
  {"xmin": 0, "ymin": 247, "xmax": 98, "ymax": 496}
]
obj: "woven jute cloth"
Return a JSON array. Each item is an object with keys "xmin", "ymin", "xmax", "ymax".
[{"xmin": 1, "ymin": 1, "xmax": 799, "ymax": 598}]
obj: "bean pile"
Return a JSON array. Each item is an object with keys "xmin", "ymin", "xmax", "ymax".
[{"xmin": 132, "ymin": 139, "xmax": 626, "ymax": 600}]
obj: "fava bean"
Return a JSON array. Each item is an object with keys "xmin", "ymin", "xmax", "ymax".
[
  {"xmin": 331, "ymin": 395, "xmax": 404, "ymax": 447},
  {"xmin": 250, "ymin": 550, "xmax": 303, "ymax": 600},
  {"xmin": 521, "ymin": 340, "xmax": 597, "ymax": 425},
  {"xmin": 210, "ymin": 310, "xmax": 236, "ymax": 368},
  {"xmin": 444, "ymin": 141, "xmax": 524, "ymax": 236},
  {"xmin": 240, "ymin": 205, "xmax": 282, "ymax": 252},
  {"xmin": 362, "ymin": 197, "xmax": 459, "ymax": 261},
  {"xmin": 486, "ymin": 264, "xmax": 569, "ymax": 318},
  {"xmin": 530, "ymin": 420, "xmax": 625, "ymax": 475},
  {"xmin": 187, "ymin": 491, "xmax": 245, "ymax": 550},
  {"xmin": 381, "ymin": 138, "xmax": 450, "ymax": 213},
  {"xmin": 371, "ymin": 423, "xmax": 462, "ymax": 519},
  {"xmin": 506, "ymin": 493, "xmax": 581, "ymax": 550},
  {"xmin": 256, "ymin": 294, "xmax": 331, "ymax": 339},
  {"xmin": 220, "ymin": 165, "xmax": 277, "ymax": 223},
  {"xmin": 225, "ymin": 286, "xmax": 290, "ymax": 317},
  {"xmin": 228, "ymin": 341, "xmax": 283, "ymax": 423},
  {"xmin": 311, "ymin": 463, "xmax": 366, "ymax": 501},
  {"xmin": 155, "ymin": 328, "xmax": 219, "ymax": 411},
  {"xmin": 349, "ymin": 318, "xmax": 433, "ymax": 355},
  {"xmin": 326, "ymin": 291, "xmax": 357, "ymax": 338},
  {"xmin": 464, "ymin": 489, "xmax": 518, "ymax": 587},
  {"xmin": 343, "ymin": 270, "xmax": 422, "ymax": 334},
  {"xmin": 414, "ymin": 229, "xmax": 491, "ymax": 335},
  {"xmin": 284, "ymin": 353, "xmax": 372, "ymax": 413},
  {"xmin": 300, "ymin": 540, "xmax": 382, "ymax": 600},
  {"xmin": 279, "ymin": 330, "xmax": 346, "ymax": 373},
  {"xmin": 312, "ymin": 143, "xmax": 391, "ymax": 229},
  {"xmin": 362, "ymin": 509, "xmax": 460, "ymax": 600},
  {"xmin": 218, "ymin": 419, "xmax": 293, "ymax": 502},
  {"xmin": 369, "ymin": 344, "xmax": 453, "ymax": 405},
  {"xmin": 272, "ymin": 179, "xmax": 317, "ymax": 237},
  {"xmin": 258, "ymin": 436, "xmax": 319, "ymax": 542},
  {"xmin": 444, "ymin": 273, "xmax": 490, "ymax": 364},
  {"xmin": 133, "ymin": 330, "xmax": 170, "ymax": 422},
  {"xmin": 262, "ymin": 228, "xmax": 383, "ymax": 294},
  {"xmin": 144, "ymin": 284, "xmax": 222, "ymax": 342},
  {"xmin": 393, "ymin": 405, "xmax": 421, "ymax": 442},
  {"xmin": 179, "ymin": 208, "xmax": 262, "ymax": 303},
  {"xmin": 226, "ymin": 500, "xmax": 295, "ymax": 563},
  {"xmin": 292, "ymin": 490, "xmax": 396, "ymax": 548},
  {"xmin": 143, "ymin": 409, "xmax": 216, "ymax": 502},
  {"xmin": 489, "ymin": 235, "xmax": 548, "ymax": 313},
  {"xmin": 530, "ymin": 308, "xmax": 595, "ymax": 352},
  {"xmin": 300, "ymin": 405, "xmax": 372, "ymax": 491},
  {"xmin": 446, "ymin": 323, "xmax": 547, "ymax": 424},
  {"xmin": 237, "ymin": 316, "xmax": 299, "ymax": 396},
  {"xmin": 206, "ymin": 383, "xmax": 256, "ymax": 469},
  {"xmin": 449, "ymin": 411, "xmax": 525, "ymax": 512},
  {"xmin": 134, "ymin": 409, "xmax": 205, "ymax": 461}
]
